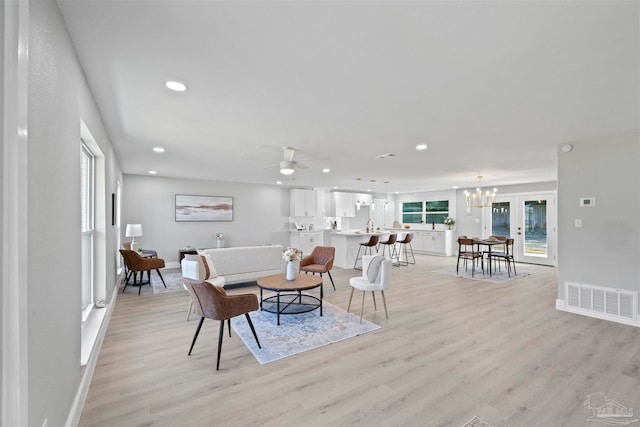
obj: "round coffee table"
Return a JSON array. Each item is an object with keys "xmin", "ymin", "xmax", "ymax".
[{"xmin": 257, "ymin": 273, "xmax": 323, "ymax": 325}]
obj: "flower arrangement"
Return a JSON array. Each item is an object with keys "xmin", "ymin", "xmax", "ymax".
[
  {"xmin": 282, "ymin": 247, "xmax": 300, "ymax": 262},
  {"xmin": 443, "ymin": 217, "xmax": 455, "ymax": 228},
  {"xmin": 215, "ymin": 232, "xmax": 224, "ymax": 241}
]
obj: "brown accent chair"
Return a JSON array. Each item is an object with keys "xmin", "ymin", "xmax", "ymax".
[
  {"xmin": 183, "ymin": 278, "xmax": 261, "ymax": 371},
  {"xmin": 119, "ymin": 249, "xmax": 166, "ymax": 295},
  {"xmin": 299, "ymin": 246, "xmax": 336, "ymax": 290}
]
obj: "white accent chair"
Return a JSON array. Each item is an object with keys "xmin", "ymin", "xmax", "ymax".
[{"xmin": 348, "ymin": 255, "xmax": 392, "ymax": 323}]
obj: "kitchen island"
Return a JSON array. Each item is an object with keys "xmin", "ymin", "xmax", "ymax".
[{"xmin": 329, "ymin": 231, "xmax": 390, "ymax": 269}]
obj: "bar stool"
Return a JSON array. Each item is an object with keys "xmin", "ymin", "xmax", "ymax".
[
  {"xmin": 378, "ymin": 233, "xmax": 399, "ymax": 265},
  {"xmin": 354, "ymin": 235, "xmax": 379, "ymax": 270},
  {"xmin": 396, "ymin": 233, "xmax": 416, "ymax": 266}
]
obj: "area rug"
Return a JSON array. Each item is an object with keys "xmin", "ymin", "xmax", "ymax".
[
  {"xmin": 433, "ymin": 266, "xmax": 530, "ymax": 284},
  {"xmin": 151, "ymin": 269, "xmax": 184, "ymax": 294},
  {"xmin": 230, "ymin": 301, "xmax": 380, "ymax": 364},
  {"xmin": 461, "ymin": 416, "xmax": 495, "ymax": 427}
]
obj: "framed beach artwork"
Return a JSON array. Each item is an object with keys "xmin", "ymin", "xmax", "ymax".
[{"xmin": 175, "ymin": 194, "xmax": 234, "ymax": 222}]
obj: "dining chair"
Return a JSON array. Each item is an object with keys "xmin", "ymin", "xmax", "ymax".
[
  {"xmin": 488, "ymin": 238, "xmax": 516, "ymax": 276},
  {"xmin": 456, "ymin": 238, "xmax": 484, "ymax": 277}
]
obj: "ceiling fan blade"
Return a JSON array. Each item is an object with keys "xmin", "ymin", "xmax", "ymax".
[
  {"xmin": 283, "ymin": 146, "xmax": 295, "ymax": 162},
  {"xmin": 296, "ymin": 156, "xmax": 328, "ymax": 163}
]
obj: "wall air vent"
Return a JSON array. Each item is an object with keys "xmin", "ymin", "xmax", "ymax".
[
  {"xmin": 564, "ymin": 282, "xmax": 638, "ymax": 325},
  {"xmin": 376, "ymin": 153, "xmax": 395, "ymax": 159}
]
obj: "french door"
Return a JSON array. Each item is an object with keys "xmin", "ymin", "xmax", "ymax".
[{"xmin": 484, "ymin": 192, "xmax": 556, "ymax": 266}]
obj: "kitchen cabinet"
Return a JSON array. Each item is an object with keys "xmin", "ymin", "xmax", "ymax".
[
  {"xmin": 392, "ymin": 229, "xmax": 454, "ymax": 256},
  {"xmin": 290, "ymin": 231, "xmax": 323, "ymax": 257},
  {"xmin": 290, "ymin": 189, "xmax": 317, "ymax": 217},
  {"xmin": 332, "ymin": 192, "xmax": 356, "ymax": 217}
]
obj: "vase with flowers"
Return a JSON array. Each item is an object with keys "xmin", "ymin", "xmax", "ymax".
[
  {"xmin": 216, "ymin": 232, "xmax": 225, "ymax": 248},
  {"xmin": 443, "ymin": 217, "xmax": 455, "ymax": 230},
  {"xmin": 282, "ymin": 247, "xmax": 300, "ymax": 280}
]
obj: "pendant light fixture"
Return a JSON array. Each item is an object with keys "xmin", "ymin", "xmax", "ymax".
[{"xmin": 464, "ymin": 176, "xmax": 497, "ymax": 209}]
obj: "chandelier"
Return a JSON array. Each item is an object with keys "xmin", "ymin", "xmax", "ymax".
[{"xmin": 464, "ymin": 176, "xmax": 497, "ymax": 209}]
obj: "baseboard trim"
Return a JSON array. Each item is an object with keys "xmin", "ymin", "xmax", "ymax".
[
  {"xmin": 556, "ymin": 299, "xmax": 640, "ymax": 328},
  {"xmin": 65, "ymin": 279, "xmax": 120, "ymax": 427}
]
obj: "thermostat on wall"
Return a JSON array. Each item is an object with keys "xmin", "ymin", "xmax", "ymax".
[{"xmin": 579, "ymin": 197, "xmax": 595, "ymax": 207}]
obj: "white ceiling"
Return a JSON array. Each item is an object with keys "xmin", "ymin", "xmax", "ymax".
[{"xmin": 58, "ymin": 0, "xmax": 639, "ymax": 193}]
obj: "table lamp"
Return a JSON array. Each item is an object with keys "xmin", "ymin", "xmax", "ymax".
[{"xmin": 125, "ymin": 224, "xmax": 143, "ymax": 251}]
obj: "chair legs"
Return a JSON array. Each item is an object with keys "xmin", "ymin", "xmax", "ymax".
[
  {"xmin": 186, "ymin": 301, "xmax": 193, "ymax": 321},
  {"xmin": 216, "ymin": 320, "xmax": 225, "ymax": 371},
  {"xmin": 188, "ymin": 314, "xmax": 261, "ymax": 371},
  {"xmin": 122, "ymin": 268, "xmax": 163, "ymax": 295},
  {"xmin": 326, "ymin": 271, "xmax": 336, "ymax": 290},
  {"xmin": 354, "ymin": 245, "xmax": 376, "ymax": 270},
  {"xmin": 303, "ymin": 271, "xmax": 337, "ymax": 290},
  {"xmin": 347, "ymin": 288, "xmax": 388, "ymax": 324},
  {"xmin": 155, "ymin": 269, "xmax": 166, "ymax": 288},
  {"xmin": 398, "ymin": 243, "xmax": 415, "ymax": 266},
  {"xmin": 188, "ymin": 317, "xmax": 205, "ymax": 356},
  {"xmin": 245, "ymin": 313, "xmax": 261, "ymax": 349}
]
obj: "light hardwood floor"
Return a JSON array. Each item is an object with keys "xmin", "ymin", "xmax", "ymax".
[{"xmin": 79, "ymin": 254, "xmax": 640, "ymax": 427}]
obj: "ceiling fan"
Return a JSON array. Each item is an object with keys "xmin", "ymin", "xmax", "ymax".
[{"xmin": 265, "ymin": 146, "xmax": 327, "ymax": 175}]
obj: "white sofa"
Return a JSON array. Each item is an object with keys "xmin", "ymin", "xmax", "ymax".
[{"xmin": 181, "ymin": 244, "xmax": 284, "ymax": 286}]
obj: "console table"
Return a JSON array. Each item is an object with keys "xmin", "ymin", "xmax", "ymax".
[{"xmin": 178, "ymin": 248, "xmax": 198, "ymax": 262}]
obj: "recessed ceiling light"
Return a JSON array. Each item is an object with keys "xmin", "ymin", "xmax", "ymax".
[
  {"xmin": 148, "ymin": 170, "xmax": 157, "ymax": 175},
  {"xmin": 322, "ymin": 168, "xmax": 330, "ymax": 173},
  {"xmin": 165, "ymin": 81, "xmax": 188, "ymax": 92},
  {"xmin": 153, "ymin": 147, "xmax": 165, "ymax": 153},
  {"xmin": 453, "ymin": 186, "xmax": 459, "ymax": 189},
  {"xmin": 561, "ymin": 144, "xmax": 573, "ymax": 152},
  {"xmin": 416, "ymin": 144, "xmax": 428, "ymax": 150},
  {"xmin": 276, "ymin": 181, "xmax": 282, "ymax": 185}
]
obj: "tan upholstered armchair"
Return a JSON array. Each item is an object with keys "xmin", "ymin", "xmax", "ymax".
[
  {"xmin": 183, "ymin": 278, "xmax": 261, "ymax": 370},
  {"xmin": 299, "ymin": 246, "xmax": 336, "ymax": 290},
  {"xmin": 119, "ymin": 249, "xmax": 166, "ymax": 295}
]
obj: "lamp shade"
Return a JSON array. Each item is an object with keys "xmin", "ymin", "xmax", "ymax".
[{"xmin": 125, "ymin": 224, "xmax": 143, "ymax": 237}]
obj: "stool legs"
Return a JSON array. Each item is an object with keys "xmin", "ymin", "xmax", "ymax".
[{"xmin": 354, "ymin": 244, "xmax": 377, "ymax": 270}]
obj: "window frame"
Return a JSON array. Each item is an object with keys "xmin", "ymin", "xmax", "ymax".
[
  {"xmin": 81, "ymin": 142, "xmax": 95, "ymax": 320},
  {"xmin": 401, "ymin": 200, "xmax": 450, "ymax": 224}
]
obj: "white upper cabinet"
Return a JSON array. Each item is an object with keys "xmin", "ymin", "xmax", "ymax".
[
  {"xmin": 290, "ymin": 189, "xmax": 317, "ymax": 217},
  {"xmin": 332, "ymin": 192, "xmax": 356, "ymax": 217}
]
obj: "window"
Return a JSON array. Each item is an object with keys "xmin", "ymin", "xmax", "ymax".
[
  {"xmin": 401, "ymin": 201, "xmax": 423, "ymax": 224},
  {"xmin": 401, "ymin": 200, "xmax": 450, "ymax": 224},
  {"xmin": 81, "ymin": 143, "xmax": 95, "ymax": 316},
  {"xmin": 425, "ymin": 200, "xmax": 449, "ymax": 224}
]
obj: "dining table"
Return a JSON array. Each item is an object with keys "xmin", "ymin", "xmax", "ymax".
[{"xmin": 472, "ymin": 238, "xmax": 506, "ymax": 277}]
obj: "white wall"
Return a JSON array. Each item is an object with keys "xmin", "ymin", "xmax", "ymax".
[
  {"xmin": 122, "ymin": 175, "xmax": 291, "ymax": 266},
  {"xmin": 557, "ymin": 130, "xmax": 640, "ymax": 298},
  {"xmin": 18, "ymin": 0, "xmax": 122, "ymax": 425}
]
